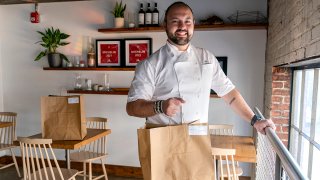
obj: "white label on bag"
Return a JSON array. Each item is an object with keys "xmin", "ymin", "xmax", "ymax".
[
  {"xmin": 68, "ymin": 97, "xmax": 79, "ymax": 104},
  {"xmin": 188, "ymin": 125, "xmax": 208, "ymax": 135}
]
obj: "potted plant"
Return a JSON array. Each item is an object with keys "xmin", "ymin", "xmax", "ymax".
[
  {"xmin": 111, "ymin": 1, "xmax": 126, "ymax": 28},
  {"xmin": 34, "ymin": 27, "xmax": 70, "ymax": 67}
]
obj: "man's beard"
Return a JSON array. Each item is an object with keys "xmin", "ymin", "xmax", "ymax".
[{"xmin": 166, "ymin": 29, "xmax": 192, "ymax": 46}]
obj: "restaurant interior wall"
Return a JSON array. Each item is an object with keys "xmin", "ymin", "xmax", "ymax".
[
  {"xmin": 265, "ymin": 0, "xmax": 320, "ymax": 137},
  {"xmin": 0, "ymin": 9, "xmax": 4, "ymax": 157},
  {"xmin": 0, "ymin": 8, "xmax": 3, "ymax": 112},
  {"xmin": 0, "ymin": 0, "xmax": 267, "ymax": 175}
]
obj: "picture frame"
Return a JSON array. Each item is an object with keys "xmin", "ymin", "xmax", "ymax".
[
  {"xmin": 96, "ymin": 39, "xmax": 123, "ymax": 67},
  {"xmin": 217, "ymin": 56, "xmax": 228, "ymax": 75},
  {"xmin": 124, "ymin": 38, "xmax": 152, "ymax": 67},
  {"xmin": 211, "ymin": 56, "xmax": 228, "ymax": 95}
]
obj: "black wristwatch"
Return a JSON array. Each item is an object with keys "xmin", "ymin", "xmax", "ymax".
[{"xmin": 250, "ymin": 115, "xmax": 261, "ymax": 126}]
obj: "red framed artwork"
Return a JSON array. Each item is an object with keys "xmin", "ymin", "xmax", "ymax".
[
  {"xmin": 124, "ymin": 38, "xmax": 152, "ymax": 66},
  {"xmin": 96, "ymin": 39, "xmax": 122, "ymax": 67}
]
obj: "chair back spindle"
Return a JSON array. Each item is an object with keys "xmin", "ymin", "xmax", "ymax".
[
  {"xmin": 0, "ymin": 112, "xmax": 17, "ymax": 144},
  {"xmin": 81, "ymin": 117, "xmax": 108, "ymax": 154},
  {"xmin": 0, "ymin": 112, "xmax": 21, "ymax": 177},
  {"xmin": 209, "ymin": 124, "xmax": 234, "ymax": 136},
  {"xmin": 212, "ymin": 147, "xmax": 239, "ymax": 180},
  {"xmin": 19, "ymin": 137, "xmax": 65, "ymax": 180}
]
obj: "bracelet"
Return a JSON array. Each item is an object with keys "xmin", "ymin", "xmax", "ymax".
[
  {"xmin": 153, "ymin": 100, "xmax": 164, "ymax": 114},
  {"xmin": 250, "ymin": 114, "xmax": 261, "ymax": 126}
]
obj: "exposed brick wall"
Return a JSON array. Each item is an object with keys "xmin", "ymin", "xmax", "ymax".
[
  {"xmin": 266, "ymin": 0, "xmax": 320, "ymax": 144},
  {"xmin": 271, "ymin": 67, "xmax": 291, "ymax": 147}
]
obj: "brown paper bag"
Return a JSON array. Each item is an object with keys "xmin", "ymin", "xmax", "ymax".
[
  {"xmin": 137, "ymin": 124, "xmax": 215, "ymax": 180},
  {"xmin": 41, "ymin": 95, "xmax": 87, "ymax": 140}
]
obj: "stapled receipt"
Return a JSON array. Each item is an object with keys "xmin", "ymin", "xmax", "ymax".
[
  {"xmin": 68, "ymin": 97, "xmax": 79, "ymax": 104},
  {"xmin": 188, "ymin": 125, "xmax": 208, "ymax": 135}
]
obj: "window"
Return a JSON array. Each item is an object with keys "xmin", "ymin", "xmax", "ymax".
[{"xmin": 289, "ymin": 67, "xmax": 320, "ymax": 179}]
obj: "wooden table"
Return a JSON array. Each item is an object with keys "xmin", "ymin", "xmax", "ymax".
[
  {"xmin": 16, "ymin": 128, "xmax": 111, "ymax": 169},
  {"xmin": 211, "ymin": 135, "xmax": 256, "ymax": 163},
  {"xmin": 0, "ymin": 122, "xmax": 13, "ymax": 128}
]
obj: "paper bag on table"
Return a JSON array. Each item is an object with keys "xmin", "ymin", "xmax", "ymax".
[
  {"xmin": 137, "ymin": 124, "xmax": 215, "ymax": 180},
  {"xmin": 41, "ymin": 95, "xmax": 87, "ymax": 140}
]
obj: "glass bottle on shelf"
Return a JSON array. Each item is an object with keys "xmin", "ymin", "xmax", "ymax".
[
  {"xmin": 128, "ymin": 12, "xmax": 135, "ymax": 28},
  {"xmin": 87, "ymin": 47, "xmax": 95, "ymax": 67},
  {"xmin": 74, "ymin": 56, "xmax": 80, "ymax": 67},
  {"xmin": 87, "ymin": 37, "xmax": 95, "ymax": 67},
  {"xmin": 104, "ymin": 73, "xmax": 111, "ymax": 91},
  {"xmin": 145, "ymin": 3, "xmax": 152, "ymax": 27},
  {"xmin": 138, "ymin": 3, "xmax": 145, "ymax": 27},
  {"xmin": 85, "ymin": 78, "xmax": 92, "ymax": 90},
  {"xmin": 74, "ymin": 73, "xmax": 83, "ymax": 90},
  {"xmin": 152, "ymin": 2, "xmax": 159, "ymax": 26}
]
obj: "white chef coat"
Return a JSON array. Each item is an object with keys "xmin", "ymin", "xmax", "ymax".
[{"xmin": 127, "ymin": 42, "xmax": 235, "ymax": 125}]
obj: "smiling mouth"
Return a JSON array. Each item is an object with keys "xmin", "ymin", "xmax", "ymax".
[{"xmin": 175, "ymin": 31, "xmax": 188, "ymax": 37}]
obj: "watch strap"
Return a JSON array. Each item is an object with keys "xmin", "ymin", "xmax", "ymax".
[{"xmin": 251, "ymin": 114, "xmax": 261, "ymax": 126}]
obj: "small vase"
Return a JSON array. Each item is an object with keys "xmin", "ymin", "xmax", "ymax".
[
  {"xmin": 114, "ymin": 17, "xmax": 125, "ymax": 28},
  {"xmin": 48, "ymin": 53, "xmax": 62, "ymax": 68}
]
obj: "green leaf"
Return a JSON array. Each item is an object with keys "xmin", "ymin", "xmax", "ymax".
[
  {"xmin": 37, "ymin": 31, "xmax": 45, "ymax": 37},
  {"xmin": 34, "ymin": 51, "xmax": 46, "ymax": 61},
  {"xmin": 40, "ymin": 43, "xmax": 48, "ymax": 48},
  {"xmin": 60, "ymin": 33, "xmax": 70, "ymax": 39},
  {"xmin": 59, "ymin": 42, "xmax": 70, "ymax": 46},
  {"xmin": 60, "ymin": 53, "xmax": 69, "ymax": 63}
]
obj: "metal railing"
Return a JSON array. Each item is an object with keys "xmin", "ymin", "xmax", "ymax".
[{"xmin": 254, "ymin": 107, "xmax": 308, "ymax": 180}]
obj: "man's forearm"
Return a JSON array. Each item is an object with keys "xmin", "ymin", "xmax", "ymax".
[
  {"xmin": 126, "ymin": 99, "xmax": 156, "ymax": 118},
  {"xmin": 222, "ymin": 89, "xmax": 254, "ymax": 122}
]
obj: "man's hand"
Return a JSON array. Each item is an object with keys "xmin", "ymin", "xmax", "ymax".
[
  {"xmin": 162, "ymin": 98, "xmax": 185, "ymax": 117},
  {"xmin": 254, "ymin": 119, "xmax": 276, "ymax": 135}
]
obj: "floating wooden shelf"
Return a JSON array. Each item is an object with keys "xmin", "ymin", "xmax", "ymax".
[
  {"xmin": 68, "ymin": 88, "xmax": 129, "ymax": 95},
  {"xmin": 98, "ymin": 23, "xmax": 268, "ymax": 34},
  {"xmin": 43, "ymin": 67, "xmax": 135, "ymax": 71},
  {"xmin": 67, "ymin": 88, "xmax": 220, "ymax": 98},
  {"xmin": 0, "ymin": 0, "xmax": 91, "ymax": 5}
]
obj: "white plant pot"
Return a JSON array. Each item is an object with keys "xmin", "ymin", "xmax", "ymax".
[{"xmin": 114, "ymin": 17, "xmax": 125, "ymax": 28}]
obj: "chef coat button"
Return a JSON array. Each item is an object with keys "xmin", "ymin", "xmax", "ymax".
[{"xmin": 171, "ymin": 53, "xmax": 174, "ymax": 57}]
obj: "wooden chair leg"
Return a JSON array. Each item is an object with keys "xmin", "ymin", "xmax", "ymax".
[
  {"xmin": 83, "ymin": 162, "xmax": 86, "ymax": 180},
  {"xmin": 101, "ymin": 159, "xmax": 108, "ymax": 180},
  {"xmin": 10, "ymin": 148, "xmax": 21, "ymax": 177},
  {"xmin": 89, "ymin": 162, "xmax": 92, "ymax": 180}
]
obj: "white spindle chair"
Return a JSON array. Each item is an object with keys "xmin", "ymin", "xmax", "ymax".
[
  {"xmin": 209, "ymin": 124, "xmax": 243, "ymax": 179},
  {"xmin": 70, "ymin": 117, "xmax": 108, "ymax": 180},
  {"xmin": 18, "ymin": 137, "xmax": 79, "ymax": 180},
  {"xmin": 209, "ymin": 124, "xmax": 234, "ymax": 136},
  {"xmin": 0, "ymin": 112, "xmax": 21, "ymax": 177},
  {"xmin": 212, "ymin": 147, "xmax": 243, "ymax": 180}
]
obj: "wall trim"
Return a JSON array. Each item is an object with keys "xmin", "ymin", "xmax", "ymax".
[{"xmin": 0, "ymin": 155, "xmax": 142, "ymax": 178}]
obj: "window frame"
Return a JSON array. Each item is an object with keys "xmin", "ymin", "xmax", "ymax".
[{"xmin": 289, "ymin": 64, "xmax": 320, "ymax": 179}]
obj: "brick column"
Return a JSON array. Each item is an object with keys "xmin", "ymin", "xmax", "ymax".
[{"xmin": 271, "ymin": 67, "xmax": 291, "ymax": 147}]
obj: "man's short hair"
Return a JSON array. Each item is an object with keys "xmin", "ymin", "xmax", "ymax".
[{"xmin": 164, "ymin": 1, "xmax": 194, "ymax": 23}]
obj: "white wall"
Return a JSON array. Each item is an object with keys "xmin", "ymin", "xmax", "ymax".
[
  {"xmin": 0, "ymin": 6, "xmax": 4, "ymax": 157},
  {"xmin": 0, "ymin": 8, "xmax": 4, "ymax": 111},
  {"xmin": 0, "ymin": 0, "xmax": 266, "ymax": 175}
]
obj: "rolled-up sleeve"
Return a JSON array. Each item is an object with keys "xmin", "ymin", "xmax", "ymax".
[
  {"xmin": 127, "ymin": 60, "xmax": 155, "ymax": 102},
  {"xmin": 210, "ymin": 55, "xmax": 235, "ymax": 97}
]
